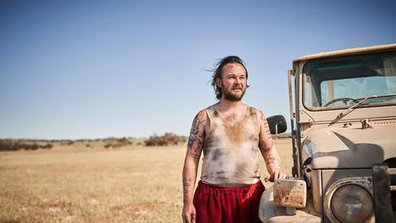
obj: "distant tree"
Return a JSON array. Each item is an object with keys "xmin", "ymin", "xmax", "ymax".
[
  {"xmin": 41, "ymin": 143, "xmax": 53, "ymax": 149},
  {"xmin": 144, "ymin": 133, "xmax": 188, "ymax": 147},
  {"xmin": 31, "ymin": 144, "xmax": 39, "ymax": 150}
]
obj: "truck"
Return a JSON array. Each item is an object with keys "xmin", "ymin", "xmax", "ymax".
[{"xmin": 262, "ymin": 43, "xmax": 396, "ymax": 223}]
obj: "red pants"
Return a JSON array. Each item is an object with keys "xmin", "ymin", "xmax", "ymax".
[{"xmin": 193, "ymin": 181, "xmax": 265, "ymax": 223}]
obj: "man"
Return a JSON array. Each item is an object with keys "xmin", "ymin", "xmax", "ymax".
[{"xmin": 182, "ymin": 56, "xmax": 287, "ymax": 223}]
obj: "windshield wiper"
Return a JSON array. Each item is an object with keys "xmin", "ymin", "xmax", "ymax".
[{"xmin": 329, "ymin": 94, "xmax": 396, "ymax": 125}]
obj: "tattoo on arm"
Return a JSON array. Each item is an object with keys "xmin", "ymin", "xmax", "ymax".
[
  {"xmin": 260, "ymin": 111, "xmax": 272, "ymax": 140},
  {"xmin": 267, "ymin": 157, "xmax": 282, "ymax": 171},
  {"xmin": 187, "ymin": 113, "xmax": 205, "ymax": 151},
  {"xmin": 259, "ymin": 110, "xmax": 272, "ymax": 153},
  {"xmin": 183, "ymin": 177, "xmax": 190, "ymax": 194},
  {"xmin": 260, "ymin": 140, "xmax": 270, "ymax": 152},
  {"xmin": 187, "ymin": 115, "xmax": 199, "ymax": 149}
]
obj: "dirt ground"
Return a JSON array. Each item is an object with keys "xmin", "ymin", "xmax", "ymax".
[{"xmin": 0, "ymin": 138, "xmax": 292, "ymax": 223}]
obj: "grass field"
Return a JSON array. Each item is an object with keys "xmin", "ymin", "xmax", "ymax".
[{"xmin": 0, "ymin": 139, "xmax": 292, "ymax": 223}]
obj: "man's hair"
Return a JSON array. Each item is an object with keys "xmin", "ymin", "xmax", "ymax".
[{"xmin": 210, "ymin": 55, "xmax": 249, "ymax": 100}]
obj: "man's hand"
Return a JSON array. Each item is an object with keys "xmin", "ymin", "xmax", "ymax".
[
  {"xmin": 264, "ymin": 170, "xmax": 288, "ymax": 182},
  {"xmin": 182, "ymin": 203, "xmax": 196, "ymax": 223}
]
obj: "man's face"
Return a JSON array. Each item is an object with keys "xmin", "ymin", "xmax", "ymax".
[{"xmin": 216, "ymin": 63, "xmax": 247, "ymax": 101}]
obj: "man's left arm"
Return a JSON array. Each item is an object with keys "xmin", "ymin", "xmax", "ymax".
[{"xmin": 257, "ymin": 110, "xmax": 287, "ymax": 182}]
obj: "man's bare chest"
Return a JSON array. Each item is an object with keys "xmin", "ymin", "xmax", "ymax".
[
  {"xmin": 217, "ymin": 108, "xmax": 247, "ymax": 126},
  {"xmin": 221, "ymin": 113, "xmax": 244, "ymax": 126}
]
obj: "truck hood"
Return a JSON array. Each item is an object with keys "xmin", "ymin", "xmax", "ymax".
[{"xmin": 302, "ymin": 123, "xmax": 396, "ymax": 169}]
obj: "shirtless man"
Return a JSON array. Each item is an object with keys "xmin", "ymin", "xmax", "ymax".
[{"xmin": 181, "ymin": 56, "xmax": 287, "ymax": 223}]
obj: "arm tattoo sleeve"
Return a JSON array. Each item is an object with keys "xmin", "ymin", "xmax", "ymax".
[{"xmin": 187, "ymin": 113, "xmax": 204, "ymax": 151}]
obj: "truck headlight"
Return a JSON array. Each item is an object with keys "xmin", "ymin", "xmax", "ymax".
[
  {"xmin": 331, "ymin": 185, "xmax": 373, "ymax": 223},
  {"xmin": 324, "ymin": 177, "xmax": 374, "ymax": 223}
]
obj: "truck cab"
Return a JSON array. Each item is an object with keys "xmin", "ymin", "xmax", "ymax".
[{"xmin": 262, "ymin": 43, "xmax": 396, "ymax": 223}]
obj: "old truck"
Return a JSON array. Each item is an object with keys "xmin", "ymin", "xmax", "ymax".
[{"xmin": 263, "ymin": 43, "xmax": 396, "ymax": 223}]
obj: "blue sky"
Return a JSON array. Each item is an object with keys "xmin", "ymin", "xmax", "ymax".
[{"xmin": 1, "ymin": 0, "xmax": 395, "ymax": 140}]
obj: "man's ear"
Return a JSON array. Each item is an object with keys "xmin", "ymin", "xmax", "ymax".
[{"xmin": 216, "ymin": 78, "xmax": 222, "ymax": 88}]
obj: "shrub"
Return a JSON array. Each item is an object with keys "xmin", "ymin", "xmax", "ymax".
[
  {"xmin": 42, "ymin": 143, "xmax": 53, "ymax": 149},
  {"xmin": 144, "ymin": 133, "xmax": 187, "ymax": 147},
  {"xmin": 0, "ymin": 140, "xmax": 50, "ymax": 151}
]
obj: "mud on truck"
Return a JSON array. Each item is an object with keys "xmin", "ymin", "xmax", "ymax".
[{"xmin": 262, "ymin": 43, "xmax": 396, "ymax": 223}]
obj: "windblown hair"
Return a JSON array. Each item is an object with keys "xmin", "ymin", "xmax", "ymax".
[{"xmin": 210, "ymin": 55, "xmax": 249, "ymax": 100}]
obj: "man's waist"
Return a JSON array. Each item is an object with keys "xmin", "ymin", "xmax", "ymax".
[{"xmin": 201, "ymin": 177, "xmax": 260, "ymax": 188}]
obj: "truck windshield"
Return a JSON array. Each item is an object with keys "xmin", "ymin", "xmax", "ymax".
[{"xmin": 303, "ymin": 53, "xmax": 396, "ymax": 109}]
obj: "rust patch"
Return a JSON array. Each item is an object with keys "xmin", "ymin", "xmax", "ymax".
[{"xmin": 273, "ymin": 179, "xmax": 307, "ymax": 208}]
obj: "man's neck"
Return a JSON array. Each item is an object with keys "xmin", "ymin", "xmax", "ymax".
[{"xmin": 216, "ymin": 99, "xmax": 244, "ymax": 111}]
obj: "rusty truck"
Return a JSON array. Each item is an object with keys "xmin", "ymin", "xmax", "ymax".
[{"xmin": 263, "ymin": 43, "xmax": 396, "ymax": 223}]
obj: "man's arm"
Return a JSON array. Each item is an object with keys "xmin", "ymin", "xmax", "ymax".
[
  {"xmin": 182, "ymin": 110, "xmax": 206, "ymax": 223},
  {"xmin": 257, "ymin": 110, "xmax": 287, "ymax": 182}
]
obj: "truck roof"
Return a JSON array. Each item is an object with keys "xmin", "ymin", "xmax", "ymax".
[{"xmin": 294, "ymin": 43, "xmax": 396, "ymax": 63}]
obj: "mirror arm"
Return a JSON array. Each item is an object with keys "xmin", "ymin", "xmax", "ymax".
[{"xmin": 289, "ymin": 69, "xmax": 300, "ymax": 177}]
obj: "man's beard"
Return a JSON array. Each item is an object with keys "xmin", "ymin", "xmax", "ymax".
[{"xmin": 222, "ymin": 83, "xmax": 246, "ymax": 101}]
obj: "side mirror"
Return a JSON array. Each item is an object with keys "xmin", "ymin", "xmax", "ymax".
[{"xmin": 267, "ymin": 115, "xmax": 287, "ymax": 135}]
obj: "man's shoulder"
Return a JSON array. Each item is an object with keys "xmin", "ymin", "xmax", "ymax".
[
  {"xmin": 195, "ymin": 107, "xmax": 211, "ymax": 119},
  {"xmin": 247, "ymin": 104, "xmax": 258, "ymax": 110},
  {"xmin": 194, "ymin": 104, "xmax": 219, "ymax": 121},
  {"xmin": 246, "ymin": 105, "xmax": 266, "ymax": 119},
  {"xmin": 196, "ymin": 105, "xmax": 214, "ymax": 113},
  {"xmin": 199, "ymin": 104, "xmax": 217, "ymax": 113},
  {"xmin": 246, "ymin": 105, "xmax": 262, "ymax": 113}
]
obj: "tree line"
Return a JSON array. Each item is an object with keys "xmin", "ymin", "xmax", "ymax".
[
  {"xmin": 0, "ymin": 140, "xmax": 53, "ymax": 151},
  {"xmin": 0, "ymin": 133, "xmax": 188, "ymax": 151}
]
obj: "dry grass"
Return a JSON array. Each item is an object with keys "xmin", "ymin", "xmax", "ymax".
[{"xmin": 0, "ymin": 139, "xmax": 292, "ymax": 223}]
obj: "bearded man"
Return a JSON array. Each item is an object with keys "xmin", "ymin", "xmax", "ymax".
[{"xmin": 181, "ymin": 56, "xmax": 287, "ymax": 223}]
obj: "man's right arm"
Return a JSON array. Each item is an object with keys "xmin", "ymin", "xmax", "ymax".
[{"xmin": 182, "ymin": 110, "xmax": 206, "ymax": 223}]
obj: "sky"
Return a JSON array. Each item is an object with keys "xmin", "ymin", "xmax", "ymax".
[{"xmin": 0, "ymin": 0, "xmax": 395, "ymax": 140}]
